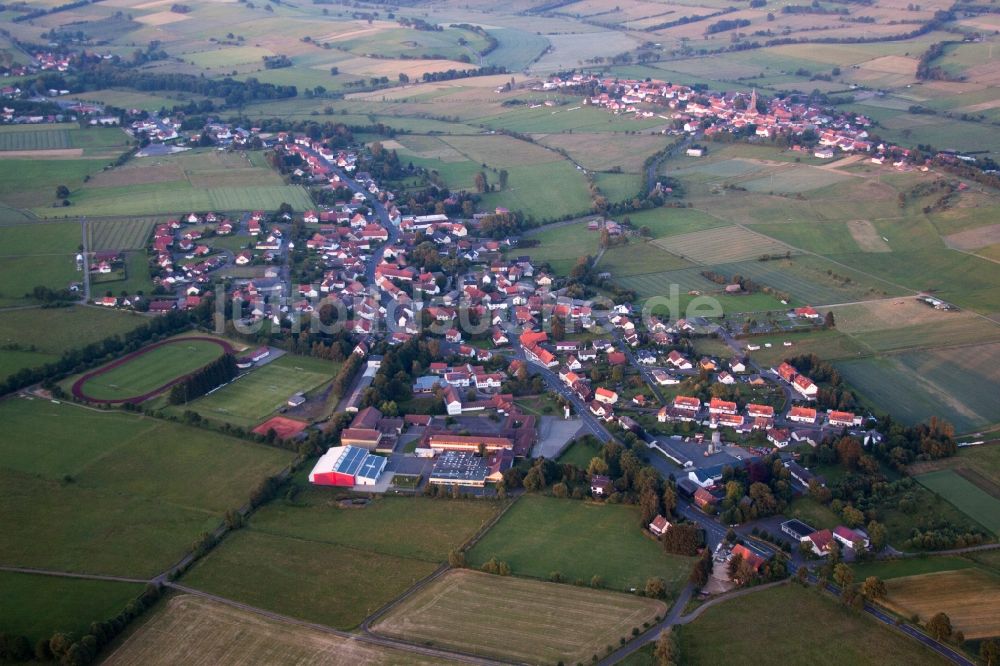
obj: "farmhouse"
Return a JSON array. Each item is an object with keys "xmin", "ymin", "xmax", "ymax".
[
  {"xmin": 648, "ymin": 515, "xmax": 671, "ymax": 537},
  {"xmin": 308, "ymin": 446, "xmax": 386, "ymax": 487}
]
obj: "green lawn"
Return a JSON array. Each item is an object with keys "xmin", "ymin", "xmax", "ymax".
[
  {"xmin": 478, "ymin": 161, "xmax": 592, "ymax": 222},
  {"xmin": 182, "ymin": 529, "xmax": 438, "ymax": 630},
  {"xmin": 557, "ymin": 437, "xmax": 602, "ymax": 468},
  {"xmin": 180, "ymin": 354, "xmax": 338, "ymax": 428},
  {"xmin": 0, "ymin": 398, "xmax": 293, "ymax": 577},
  {"xmin": 786, "ymin": 496, "xmax": 842, "ymax": 531},
  {"xmin": 467, "ymin": 496, "xmax": 694, "ymax": 593},
  {"xmin": 916, "ymin": 470, "xmax": 1000, "ymax": 535},
  {"xmin": 78, "ymin": 338, "xmax": 226, "ymax": 401},
  {"xmin": 0, "ymin": 572, "xmax": 144, "ymax": 643},
  {"xmin": 517, "ymin": 220, "xmax": 599, "ymax": 275},
  {"xmin": 678, "ymin": 584, "xmax": 950, "ymax": 665}
]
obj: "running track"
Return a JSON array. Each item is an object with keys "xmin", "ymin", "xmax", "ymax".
[{"xmin": 71, "ymin": 336, "xmax": 236, "ymax": 404}]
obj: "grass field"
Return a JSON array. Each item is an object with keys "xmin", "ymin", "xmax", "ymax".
[
  {"xmin": 183, "ymin": 354, "xmax": 338, "ymax": 428},
  {"xmin": 0, "ymin": 397, "xmax": 293, "ymax": 577},
  {"xmin": 77, "ymin": 338, "xmax": 226, "ymax": 402},
  {"xmin": 679, "ymin": 583, "xmax": 949, "ymax": 665},
  {"xmin": 557, "ymin": 437, "xmax": 602, "ymax": 468},
  {"xmin": 908, "ymin": 444, "xmax": 1000, "ymax": 494},
  {"xmin": 248, "ymin": 492, "xmax": 501, "ymax": 563},
  {"xmin": 182, "ymin": 529, "xmax": 437, "ymax": 630},
  {"xmin": 851, "ymin": 556, "xmax": 976, "ymax": 582},
  {"xmin": 372, "ymin": 569, "xmax": 667, "ymax": 665},
  {"xmin": 882, "ymin": 569, "xmax": 1000, "ymax": 639},
  {"xmin": 103, "ymin": 594, "xmax": 453, "ymax": 666},
  {"xmin": 518, "ymin": 220, "xmax": 599, "ymax": 275},
  {"xmin": 598, "ymin": 240, "xmax": 694, "ymax": 277},
  {"xmin": 467, "ymin": 496, "xmax": 694, "ymax": 593},
  {"xmin": 915, "ymin": 470, "xmax": 1000, "ymax": 535},
  {"xmin": 651, "ymin": 225, "xmax": 791, "ymax": 265},
  {"xmin": 0, "ymin": 572, "xmax": 144, "ymax": 643},
  {"xmin": 89, "ymin": 216, "xmax": 160, "ymax": 250}
]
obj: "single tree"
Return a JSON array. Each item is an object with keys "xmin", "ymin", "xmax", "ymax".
[
  {"xmin": 926, "ymin": 612, "xmax": 953, "ymax": 641},
  {"xmin": 861, "ymin": 576, "xmax": 887, "ymax": 600}
]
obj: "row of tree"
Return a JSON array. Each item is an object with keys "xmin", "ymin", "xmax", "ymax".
[{"xmin": 167, "ymin": 353, "xmax": 238, "ymax": 405}]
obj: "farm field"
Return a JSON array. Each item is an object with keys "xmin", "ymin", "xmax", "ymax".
[
  {"xmin": 88, "ymin": 216, "xmax": 161, "ymax": 250},
  {"xmin": 182, "ymin": 529, "xmax": 437, "ymax": 630},
  {"xmin": 75, "ymin": 337, "xmax": 228, "ymax": 402},
  {"xmin": 0, "ymin": 572, "xmax": 144, "ymax": 644},
  {"xmin": 745, "ymin": 329, "xmax": 869, "ymax": 367},
  {"xmin": 915, "ymin": 470, "xmax": 1000, "ymax": 535},
  {"xmin": 0, "ymin": 397, "xmax": 292, "ymax": 577},
  {"xmin": 181, "ymin": 354, "xmax": 337, "ymax": 428},
  {"xmin": 56, "ymin": 182, "xmax": 313, "ymax": 217},
  {"xmin": 103, "ymin": 594, "xmax": 454, "ymax": 666},
  {"xmin": 249, "ymin": 492, "xmax": 501, "ymax": 563},
  {"xmin": 908, "ymin": 444, "xmax": 1000, "ymax": 492},
  {"xmin": 371, "ymin": 569, "xmax": 667, "ymax": 665},
  {"xmin": 467, "ymin": 495, "xmax": 694, "ymax": 593},
  {"xmin": 597, "ymin": 240, "xmax": 694, "ymax": 277},
  {"xmin": 650, "ymin": 226, "xmax": 791, "ymax": 265},
  {"xmin": 678, "ymin": 583, "xmax": 949, "ymax": 665},
  {"xmin": 851, "ymin": 557, "xmax": 977, "ymax": 582},
  {"xmin": 517, "ymin": 219, "xmax": 599, "ymax": 275},
  {"xmin": 882, "ymin": 569, "xmax": 1000, "ymax": 640}
]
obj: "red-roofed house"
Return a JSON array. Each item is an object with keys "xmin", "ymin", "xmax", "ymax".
[
  {"xmin": 709, "ymin": 397, "xmax": 737, "ymax": 415},
  {"xmin": 828, "ymin": 410, "xmax": 861, "ymax": 427},
  {"xmin": 804, "ymin": 529, "xmax": 834, "ymax": 556},
  {"xmin": 673, "ymin": 396, "xmax": 701, "ymax": 412},
  {"xmin": 788, "ymin": 406, "xmax": 817, "ymax": 423},
  {"xmin": 595, "ymin": 387, "xmax": 618, "ymax": 405},
  {"xmin": 648, "ymin": 515, "xmax": 671, "ymax": 537},
  {"xmin": 833, "ymin": 525, "xmax": 870, "ymax": 550}
]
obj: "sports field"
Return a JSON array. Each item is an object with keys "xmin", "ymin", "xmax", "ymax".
[
  {"xmin": 372, "ymin": 569, "xmax": 667, "ymax": 665},
  {"xmin": 103, "ymin": 594, "xmax": 453, "ymax": 666},
  {"xmin": 74, "ymin": 337, "xmax": 231, "ymax": 403},
  {"xmin": 0, "ymin": 571, "xmax": 144, "ymax": 644},
  {"xmin": 185, "ymin": 354, "xmax": 338, "ymax": 428},
  {"xmin": 467, "ymin": 495, "xmax": 694, "ymax": 593},
  {"xmin": 0, "ymin": 397, "xmax": 293, "ymax": 577},
  {"xmin": 678, "ymin": 583, "xmax": 949, "ymax": 665},
  {"xmin": 915, "ymin": 470, "xmax": 1000, "ymax": 535},
  {"xmin": 882, "ymin": 569, "xmax": 1000, "ymax": 639}
]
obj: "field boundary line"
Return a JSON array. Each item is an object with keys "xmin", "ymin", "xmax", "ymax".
[
  {"xmin": 0, "ymin": 564, "xmax": 151, "ymax": 584},
  {"xmin": 165, "ymin": 582, "xmax": 512, "ymax": 665}
]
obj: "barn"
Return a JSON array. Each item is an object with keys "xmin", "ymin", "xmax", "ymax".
[{"xmin": 308, "ymin": 445, "xmax": 386, "ymax": 486}]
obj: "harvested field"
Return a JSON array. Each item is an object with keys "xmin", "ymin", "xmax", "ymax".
[
  {"xmin": 103, "ymin": 594, "xmax": 452, "ymax": 666},
  {"xmin": 136, "ymin": 9, "xmax": 190, "ymax": 24},
  {"xmin": 0, "ymin": 148, "xmax": 84, "ymax": 158},
  {"xmin": 848, "ymin": 220, "xmax": 892, "ymax": 252},
  {"xmin": 371, "ymin": 570, "xmax": 666, "ymax": 665},
  {"xmin": 945, "ymin": 223, "xmax": 1000, "ymax": 251},
  {"xmin": 883, "ymin": 569, "xmax": 1000, "ymax": 639},
  {"xmin": 651, "ymin": 226, "xmax": 792, "ymax": 264},
  {"xmin": 830, "ymin": 298, "xmax": 965, "ymax": 334}
]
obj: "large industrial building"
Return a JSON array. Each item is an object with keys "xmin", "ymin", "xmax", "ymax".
[{"xmin": 308, "ymin": 445, "xmax": 387, "ymax": 486}]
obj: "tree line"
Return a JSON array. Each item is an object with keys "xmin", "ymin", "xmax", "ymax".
[{"xmin": 168, "ymin": 353, "xmax": 238, "ymax": 405}]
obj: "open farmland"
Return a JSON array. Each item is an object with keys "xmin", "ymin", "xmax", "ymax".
[
  {"xmin": 0, "ymin": 397, "xmax": 292, "ymax": 577},
  {"xmin": 182, "ymin": 529, "xmax": 437, "ymax": 630},
  {"xmin": 467, "ymin": 495, "xmax": 694, "ymax": 593},
  {"xmin": 650, "ymin": 226, "xmax": 792, "ymax": 264},
  {"xmin": 678, "ymin": 583, "xmax": 949, "ymax": 665},
  {"xmin": 371, "ymin": 569, "xmax": 667, "ymax": 665},
  {"xmin": 182, "ymin": 354, "xmax": 337, "ymax": 428},
  {"xmin": 597, "ymin": 240, "xmax": 694, "ymax": 277},
  {"xmin": 88, "ymin": 216, "xmax": 161, "ymax": 250},
  {"xmin": 915, "ymin": 470, "xmax": 1000, "ymax": 535},
  {"xmin": 0, "ymin": 127, "xmax": 71, "ymax": 151},
  {"xmin": 103, "ymin": 594, "xmax": 454, "ymax": 666},
  {"xmin": 0, "ymin": 572, "xmax": 144, "ymax": 644},
  {"xmin": 882, "ymin": 569, "xmax": 1000, "ymax": 639},
  {"xmin": 908, "ymin": 444, "xmax": 1000, "ymax": 493},
  {"xmin": 835, "ymin": 354, "xmax": 997, "ymax": 434},
  {"xmin": 74, "ymin": 336, "xmax": 231, "ymax": 403},
  {"xmin": 517, "ymin": 219, "xmax": 599, "ymax": 275}
]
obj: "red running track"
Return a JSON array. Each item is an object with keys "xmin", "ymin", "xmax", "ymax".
[{"xmin": 71, "ymin": 336, "xmax": 237, "ymax": 405}]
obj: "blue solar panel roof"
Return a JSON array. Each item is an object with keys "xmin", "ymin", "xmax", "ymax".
[{"xmin": 336, "ymin": 446, "xmax": 368, "ymax": 475}]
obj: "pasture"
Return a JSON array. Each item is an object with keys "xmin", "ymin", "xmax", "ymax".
[
  {"xmin": 371, "ymin": 569, "xmax": 667, "ymax": 665},
  {"xmin": 517, "ymin": 219, "xmax": 599, "ymax": 275},
  {"xmin": 183, "ymin": 354, "xmax": 337, "ymax": 428},
  {"xmin": 882, "ymin": 569, "xmax": 1000, "ymax": 639},
  {"xmin": 650, "ymin": 226, "xmax": 791, "ymax": 264},
  {"xmin": 0, "ymin": 572, "xmax": 143, "ymax": 643},
  {"xmin": 103, "ymin": 594, "xmax": 452, "ymax": 666},
  {"xmin": 182, "ymin": 529, "xmax": 437, "ymax": 630},
  {"xmin": 598, "ymin": 240, "xmax": 694, "ymax": 277},
  {"xmin": 248, "ymin": 493, "xmax": 501, "ymax": 563},
  {"xmin": 0, "ymin": 397, "xmax": 293, "ymax": 577},
  {"xmin": 678, "ymin": 584, "xmax": 949, "ymax": 665},
  {"xmin": 908, "ymin": 444, "xmax": 1000, "ymax": 494},
  {"xmin": 467, "ymin": 495, "xmax": 694, "ymax": 593},
  {"xmin": 915, "ymin": 470, "xmax": 1000, "ymax": 535},
  {"xmin": 75, "ymin": 337, "xmax": 230, "ymax": 402}
]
